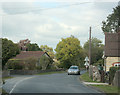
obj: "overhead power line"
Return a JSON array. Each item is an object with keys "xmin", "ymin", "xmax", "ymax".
[{"xmin": 3, "ymin": 2, "xmax": 92, "ymax": 12}]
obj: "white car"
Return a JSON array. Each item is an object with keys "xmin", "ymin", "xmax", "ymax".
[{"xmin": 68, "ymin": 66, "xmax": 80, "ymax": 75}]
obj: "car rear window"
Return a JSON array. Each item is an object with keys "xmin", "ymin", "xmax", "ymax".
[{"xmin": 70, "ymin": 67, "xmax": 78, "ymax": 69}]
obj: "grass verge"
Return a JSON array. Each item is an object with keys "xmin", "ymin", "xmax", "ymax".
[
  {"xmin": 80, "ymin": 72, "xmax": 119, "ymax": 94},
  {"xmin": 2, "ymin": 76, "xmax": 14, "ymax": 80},
  {"xmin": 80, "ymin": 72, "xmax": 100, "ymax": 83},
  {"xmin": 36, "ymin": 71, "xmax": 66, "ymax": 75},
  {"xmin": 0, "ymin": 88, "xmax": 8, "ymax": 94},
  {"xmin": 91, "ymin": 85, "xmax": 119, "ymax": 94}
]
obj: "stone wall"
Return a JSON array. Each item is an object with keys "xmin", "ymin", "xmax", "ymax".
[
  {"xmin": 10, "ymin": 69, "xmax": 65, "ymax": 75},
  {"xmin": 10, "ymin": 70, "xmax": 37, "ymax": 75},
  {"xmin": 2, "ymin": 70, "xmax": 10, "ymax": 77},
  {"xmin": 112, "ymin": 70, "xmax": 120, "ymax": 87},
  {"xmin": 92, "ymin": 66, "xmax": 101, "ymax": 82},
  {"xmin": 105, "ymin": 57, "xmax": 120, "ymax": 71},
  {"xmin": 89, "ymin": 65, "xmax": 101, "ymax": 82}
]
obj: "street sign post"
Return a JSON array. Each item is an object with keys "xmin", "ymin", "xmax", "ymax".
[{"xmin": 84, "ymin": 56, "xmax": 89, "ymax": 71}]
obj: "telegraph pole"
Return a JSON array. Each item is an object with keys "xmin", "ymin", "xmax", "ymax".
[
  {"xmin": 89, "ymin": 27, "xmax": 92, "ymax": 77},
  {"xmin": 89, "ymin": 27, "xmax": 91, "ymax": 65}
]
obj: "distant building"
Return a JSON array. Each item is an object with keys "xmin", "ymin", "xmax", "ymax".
[
  {"xmin": 18, "ymin": 39, "xmax": 30, "ymax": 51},
  {"xmin": 105, "ymin": 32, "xmax": 120, "ymax": 71},
  {"xmin": 10, "ymin": 51, "xmax": 53, "ymax": 70}
]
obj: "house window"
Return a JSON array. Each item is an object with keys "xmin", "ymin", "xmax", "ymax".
[{"xmin": 115, "ymin": 64, "xmax": 117, "ymax": 67}]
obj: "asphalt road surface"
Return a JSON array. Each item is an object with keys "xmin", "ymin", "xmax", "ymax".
[{"xmin": 3, "ymin": 71, "xmax": 102, "ymax": 94}]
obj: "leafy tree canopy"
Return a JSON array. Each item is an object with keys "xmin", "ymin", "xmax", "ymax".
[
  {"xmin": 40, "ymin": 45, "xmax": 54, "ymax": 59},
  {"xmin": 55, "ymin": 36, "xmax": 85, "ymax": 69},
  {"xmin": 102, "ymin": 5, "xmax": 120, "ymax": 33},
  {"xmin": 2, "ymin": 38, "xmax": 20, "ymax": 69},
  {"xmin": 39, "ymin": 56, "xmax": 53, "ymax": 70},
  {"xmin": 83, "ymin": 37, "xmax": 104, "ymax": 64},
  {"xmin": 26, "ymin": 43, "xmax": 42, "ymax": 51}
]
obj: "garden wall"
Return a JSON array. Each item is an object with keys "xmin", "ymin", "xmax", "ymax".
[
  {"xmin": 2, "ymin": 70, "xmax": 10, "ymax": 77},
  {"xmin": 10, "ymin": 69, "xmax": 65, "ymax": 75},
  {"xmin": 89, "ymin": 65, "xmax": 104, "ymax": 82}
]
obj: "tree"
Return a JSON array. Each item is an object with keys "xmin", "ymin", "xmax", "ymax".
[
  {"xmin": 2, "ymin": 38, "xmax": 20, "ymax": 69},
  {"xmin": 26, "ymin": 43, "xmax": 42, "ymax": 51},
  {"xmin": 102, "ymin": 5, "xmax": 120, "ymax": 33},
  {"xmin": 38, "ymin": 56, "xmax": 53, "ymax": 70},
  {"xmin": 55, "ymin": 36, "xmax": 85, "ymax": 69},
  {"xmin": 40, "ymin": 45, "xmax": 54, "ymax": 59},
  {"xmin": 83, "ymin": 37, "xmax": 104, "ymax": 65}
]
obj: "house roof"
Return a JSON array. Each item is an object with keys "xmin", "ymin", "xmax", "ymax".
[
  {"xmin": 12, "ymin": 51, "xmax": 46, "ymax": 60},
  {"xmin": 105, "ymin": 32, "xmax": 120, "ymax": 57}
]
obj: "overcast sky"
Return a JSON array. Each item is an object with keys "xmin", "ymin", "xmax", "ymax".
[{"xmin": 1, "ymin": 0, "xmax": 119, "ymax": 50}]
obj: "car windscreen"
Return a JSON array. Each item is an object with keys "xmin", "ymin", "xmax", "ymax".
[{"xmin": 70, "ymin": 67, "xmax": 78, "ymax": 69}]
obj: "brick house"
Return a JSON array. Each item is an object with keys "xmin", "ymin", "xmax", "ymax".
[
  {"xmin": 9, "ymin": 51, "xmax": 53, "ymax": 70},
  {"xmin": 105, "ymin": 32, "xmax": 120, "ymax": 71}
]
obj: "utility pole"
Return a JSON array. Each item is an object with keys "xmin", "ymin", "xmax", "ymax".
[
  {"xmin": 89, "ymin": 27, "xmax": 91, "ymax": 65},
  {"xmin": 89, "ymin": 26, "xmax": 92, "ymax": 77}
]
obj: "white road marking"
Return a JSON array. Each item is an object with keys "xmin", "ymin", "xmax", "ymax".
[
  {"xmin": 83, "ymin": 82, "xmax": 109, "ymax": 85},
  {"xmin": 9, "ymin": 77, "xmax": 33, "ymax": 94}
]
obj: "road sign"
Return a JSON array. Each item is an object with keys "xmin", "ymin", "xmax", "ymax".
[
  {"xmin": 84, "ymin": 56, "xmax": 89, "ymax": 62},
  {"xmin": 84, "ymin": 61, "xmax": 89, "ymax": 66}
]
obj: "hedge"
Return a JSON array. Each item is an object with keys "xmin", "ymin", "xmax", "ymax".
[{"xmin": 109, "ymin": 67, "xmax": 120, "ymax": 84}]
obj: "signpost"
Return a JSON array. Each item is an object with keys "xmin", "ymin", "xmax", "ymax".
[{"xmin": 84, "ymin": 56, "xmax": 89, "ymax": 71}]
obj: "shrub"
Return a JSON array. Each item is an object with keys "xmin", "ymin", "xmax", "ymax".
[
  {"xmin": 6, "ymin": 60, "xmax": 23, "ymax": 70},
  {"xmin": 39, "ymin": 56, "xmax": 53, "ymax": 70},
  {"xmin": 94, "ymin": 59, "xmax": 104, "ymax": 66},
  {"xmin": 24, "ymin": 57, "xmax": 38, "ymax": 70},
  {"xmin": 109, "ymin": 67, "xmax": 120, "ymax": 84},
  {"xmin": 36, "ymin": 66, "xmax": 42, "ymax": 70}
]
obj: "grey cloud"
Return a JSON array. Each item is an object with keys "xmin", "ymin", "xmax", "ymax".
[
  {"xmin": 1, "ymin": 2, "xmax": 43, "ymax": 14},
  {"xmin": 2, "ymin": 2, "xmax": 117, "ymax": 49}
]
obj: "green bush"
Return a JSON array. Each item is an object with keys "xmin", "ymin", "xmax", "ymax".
[
  {"xmin": 24, "ymin": 57, "xmax": 37, "ymax": 70},
  {"xmin": 6, "ymin": 60, "xmax": 23, "ymax": 70},
  {"xmin": 109, "ymin": 67, "xmax": 120, "ymax": 84},
  {"xmin": 94, "ymin": 59, "xmax": 104, "ymax": 66},
  {"xmin": 39, "ymin": 56, "xmax": 53, "ymax": 70},
  {"xmin": 36, "ymin": 66, "xmax": 42, "ymax": 70}
]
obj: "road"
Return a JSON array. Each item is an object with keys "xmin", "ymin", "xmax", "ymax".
[{"xmin": 2, "ymin": 71, "xmax": 102, "ymax": 94}]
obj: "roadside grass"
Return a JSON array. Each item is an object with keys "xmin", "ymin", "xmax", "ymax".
[
  {"xmin": 80, "ymin": 72, "xmax": 100, "ymax": 83},
  {"xmin": 2, "ymin": 76, "xmax": 14, "ymax": 80},
  {"xmin": 0, "ymin": 88, "xmax": 8, "ymax": 94},
  {"xmin": 91, "ymin": 85, "xmax": 119, "ymax": 94},
  {"xmin": 36, "ymin": 71, "xmax": 66, "ymax": 75},
  {"xmin": 2, "ymin": 88, "xmax": 8, "ymax": 94},
  {"xmin": 80, "ymin": 72, "xmax": 119, "ymax": 94}
]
